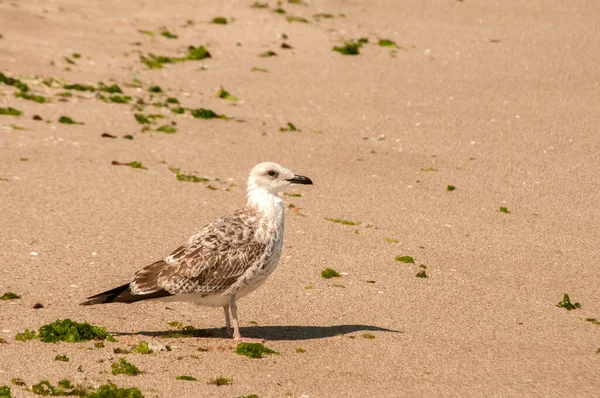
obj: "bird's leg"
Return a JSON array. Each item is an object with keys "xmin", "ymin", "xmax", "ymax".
[
  {"xmin": 229, "ymin": 296, "xmax": 242, "ymax": 340},
  {"xmin": 229, "ymin": 296, "xmax": 264, "ymax": 342},
  {"xmin": 223, "ymin": 305, "xmax": 232, "ymax": 337}
]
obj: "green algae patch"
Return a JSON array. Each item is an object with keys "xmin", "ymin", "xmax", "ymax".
[
  {"xmin": 54, "ymin": 354, "xmax": 69, "ymax": 362},
  {"xmin": 0, "ymin": 292, "xmax": 21, "ymax": 300},
  {"xmin": 208, "ymin": 376, "xmax": 232, "ymax": 386},
  {"xmin": 556, "ymin": 294, "xmax": 581, "ymax": 311},
  {"xmin": 190, "ymin": 108, "xmax": 227, "ymax": 119},
  {"xmin": 212, "ymin": 17, "xmax": 228, "ymax": 25},
  {"xmin": 161, "ymin": 325, "xmax": 213, "ymax": 338},
  {"xmin": 88, "ymin": 383, "xmax": 144, "ymax": 398},
  {"xmin": 15, "ymin": 319, "xmax": 115, "ymax": 343},
  {"xmin": 259, "ymin": 50, "xmax": 277, "ymax": 57},
  {"xmin": 0, "ymin": 107, "xmax": 22, "ymax": 116},
  {"xmin": 59, "ymin": 116, "xmax": 83, "ymax": 124},
  {"xmin": 296, "ymin": 347, "xmax": 306, "ymax": 353},
  {"xmin": 161, "ymin": 30, "xmax": 178, "ymax": 39},
  {"xmin": 98, "ymin": 83, "xmax": 123, "ymax": 93},
  {"xmin": 133, "ymin": 341, "xmax": 152, "ymax": 354},
  {"xmin": 499, "ymin": 206, "xmax": 510, "ymax": 213},
  {"xmin": 378, "ymin": 39, "xmax": 402, "ymax": 48},
  {"xmin": 140, "ymin": 46, "xmax": 211, "ymax": 69},
  {"xmin": 287, "ymin": 16, "xmax": 308, "ymax": 23},
  {"xmin": 27, "ymin": 379, "xmax": 91, "ymax": 396},
  {"xmin": 421, "ymin": 167, "xmax": 438, "ymax": 172},
  {"xmin": 321, "ymin": 268, "xmax": 341, "ymax": 279},
  {"xmin": 325, "ymin": 217, "xmax": 359, "ymax": 226},
  {"xmin": 169, "ymin": 167, "xmax": 209, "ymax": 183},
  {"xmin": 111, "ymin": 358, "xmax": 142, "ymax": 376},
  {"xmin": 0, "ymin": 72, "xmax": 29, "ymax": 91},
  {"xmin": 279, "ymin": 122, "xmax": 298, "ymax": 132},
  {"xmin": 15, "ymin": 91, "xmax": 48, "ymax": 103},
  {"xmin": 333, "ymin": 40, "xmax": 363, "ymax": 55},
  {"xmin": 176, "ymin": 375, "xmax": 197, "ymax": 381},
  {"xmin": 0, "ymin": 386, "xmax": 9, "ymax": 398},
  {"xmin": 217, "ymin": 86, "xmax": 237, "ymax": 101},
  {"xmin": 384, "ymin": 237, "xmax": 399, "ymax": 244},
  {"xmin": 395, "ymin": 255, "xmax": 414, "ymax": 264},
  {"xmin": 63, "ymin": 83, "xmax": 95, "ymax": 92},
  {"xmin": 415, "ymin": 270, "xmax": 428, "ymax": 278},
  {"xmin": 361, "ymin": 333, "xmax": 375, "ymax": 339},
  {"xmin": 156, "ymin": 125, "xmax": 177, "ymax": 133},
  {"xmin": 112, "ymin": 161, "xmax": 147, "ymax": 170},
  {"xmin": 235, "ymin": 343, "xmax": 278, "ymax": 359},
  {"xmin": 251, "ymin": 67, "xmax": 268, "ymax": 72},
  {"xmin": 447, "ymin": 185, "xmax": 456, "ymax": 191}
]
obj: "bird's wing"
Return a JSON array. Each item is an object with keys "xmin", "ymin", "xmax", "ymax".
[{"xmin": 130, "ymin": 209, "xmax": 266, "ymax": 296}]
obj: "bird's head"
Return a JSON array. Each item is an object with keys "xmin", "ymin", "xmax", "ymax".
[{"xmin": 247, "ymin": 162, "xmax": 313, "ymax": 196}]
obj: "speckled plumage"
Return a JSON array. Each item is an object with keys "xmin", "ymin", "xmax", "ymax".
[{"xmin": 81, "ymin": 162, "xmax": 312, "ymax": 340}]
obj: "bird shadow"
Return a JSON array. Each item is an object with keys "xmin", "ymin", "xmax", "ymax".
[{"xmin": 114, "ymin": 324, "xmax": 401, "ymax": 341}]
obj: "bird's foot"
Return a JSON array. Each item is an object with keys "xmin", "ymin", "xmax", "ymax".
[{"xmin": 234, "ymin": 335, "xmax": 265, "ymax": 343}]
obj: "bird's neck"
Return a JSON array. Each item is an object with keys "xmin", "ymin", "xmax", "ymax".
[{"xmin": 246, "ymin": 187, "xmax": 284, "ymax": 240}]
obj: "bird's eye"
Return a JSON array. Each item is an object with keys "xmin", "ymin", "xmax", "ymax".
[{"xmin": 267, "ymin": 170, "xmax": 277, "ymax": 177}]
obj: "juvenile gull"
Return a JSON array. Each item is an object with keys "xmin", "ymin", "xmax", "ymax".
[{"xmin": 80, "ymin": 162, "xmax": 312, "ymax": 340}]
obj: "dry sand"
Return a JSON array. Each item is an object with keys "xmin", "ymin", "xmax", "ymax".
[{"xmin": 1, "ymin": 0, "xmax": 599, "ymax": 396}]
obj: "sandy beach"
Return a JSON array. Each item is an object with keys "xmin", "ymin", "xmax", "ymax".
[{"xmin": 1, "ymin": 0, "xmax": 599, "ymax": 396}]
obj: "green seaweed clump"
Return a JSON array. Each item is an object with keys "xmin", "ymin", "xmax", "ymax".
[
  {"xmin": 208, "ymin": 376, "xmax": 232, "ymax": 386},
  {"xmin": 321, "ymin": 268, "xmax": 341, "ymax": 279},
  {"xmin": 58, "ymin": 116, "xmax": 83, "ymax": 124},
  {"xmin": 0, "ymin": 386, "xmax": 10, "ymax": 398},
  {"xmin": 556, "ymin": 294, "xmax": 581, "ymax": 311},
  {"xmin": 378, "ymin": 39, "xmax": 401, "ymax": 48},
  {"xmin": 54, "ymin": 354, "xmax": 69, "ymax": 362},
  {"xmin": 169, "ymin": 167, "xmax": 209, "ymax": 183},
  {"xmin": 133, "ymin": 341, "xmax": 152, "ymax": 354},
  {"xmin": 279, "ymin": 122, "xmax": 298, "ymax": 132},
  {"xmin": 176, "ymin": 375, "xmax": 197, "ymax": 381},
  {"xmin": 395, "ymin": 255, "xmax": 414, "ymax": 264},
  {"xmin": 499, "ymin": 206, "xmax": 510, "ymax": 213},
  {"xmin": 15, "ymin": 91, "xmax": 48, "ymax": 103},
  {"xmin": 234, "ymin": 343, "xmax": 278, "ymax": 359},
  {"xmin": 212, "ymin": 17, "xmax": 228, "ymax": 24},
  {"xmin": 156, "ymin": 125, "xmax": 176, "ymax": 133},
  {"xmin": 217, "ymin": 86, "xmax": 237, "ymax": 101},
  {"xmin": 0, "ymin": 292, "xmax": 21, "ymax": 300},
  {"xmin": 111, "ymin": 358, "xmax": 142, "ymax": 376},
  {"xmin": 0, "ymin": 107, "xmax": 22, "ymax": 116},
  {"xmin": 87, "ymin": 383, "xmax": 144, "ymax": 398},
  {"xmin": 161, "ymin": 30, "xmax": 178, "ymax": 39},
  {"xmin": 259, "ymin": 50, "xmax": 277, "ymax": 57},
  {"xmin": 97, "ymin": 83, "xmax": 123, "ymax": 93},
  {"xmin": 415, "ymin": 270, "xmax": 428, "ymax": 278},
  {"xmin": 384, "ymin": 237, "xmax": 398, "ymax": 244},
  {"xmin": 161, "ymin": 325, "xmax": 212, "ymax": 338},
  {"xmin": 140, "ymin": 46, "xmax": 210, "ymax": 69},
  {"xmin": 447, "ymin": 185, "xmax": 456, "ymax": 191},
  {"xmin": 0, "ymin": 72, "xmax": 29, "ymax": 91},
  {"xmin": 190, "ymin": 108, "xmax": 226, "ymax": 119},
  {"xmin": 28, "ymin": 379, "xmax": 88, "ymax": 396},
  {"xmin": 63, "ymin": 83, "xmax": 95, "ymax": 92},
  {"xmin": 333, "ymin": 40, "xmax": 363, "ymax": 55},
  {"xmin": 286, "ymin": 16, "xmax": 308, "ymax": 23},
  {"xmin": 324, "ymin": 217, "xmax": 359, "ymax": 226},
  {"xmin": 16, "ymin": 319, "xmax": 115, "ymax": 343}
]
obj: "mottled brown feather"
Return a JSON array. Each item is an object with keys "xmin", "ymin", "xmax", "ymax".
[{"xmin": 130, "ymin": 208, "xmax": 267, "ymax": 296}]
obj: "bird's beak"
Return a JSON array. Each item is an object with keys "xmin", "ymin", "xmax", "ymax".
[{"xmin": 287, "ymin": 175, "xmax": 313, "ymax": 185}]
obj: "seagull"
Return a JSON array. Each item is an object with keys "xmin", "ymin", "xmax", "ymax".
[{"xmin": 80, "ymin": 162, "xmax": 312, "ymax": 340}]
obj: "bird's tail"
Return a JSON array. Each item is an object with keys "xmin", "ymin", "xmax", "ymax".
[
  {"xmin": 80, "ymin": 283, "xmax": 131, "ymax": 306},
  {"xmin": 80, "ymin": 283, "xmax": 173, "ymax": 306}
]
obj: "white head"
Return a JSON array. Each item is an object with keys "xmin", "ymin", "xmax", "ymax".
[{"xmin": 247, "ymin": 162, "xmax": 313, "ymax": 196}]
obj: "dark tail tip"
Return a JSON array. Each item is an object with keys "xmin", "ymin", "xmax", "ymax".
[{"xmin": 80, "ymin": 283, "xmax": 131, "ymax": 306}]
